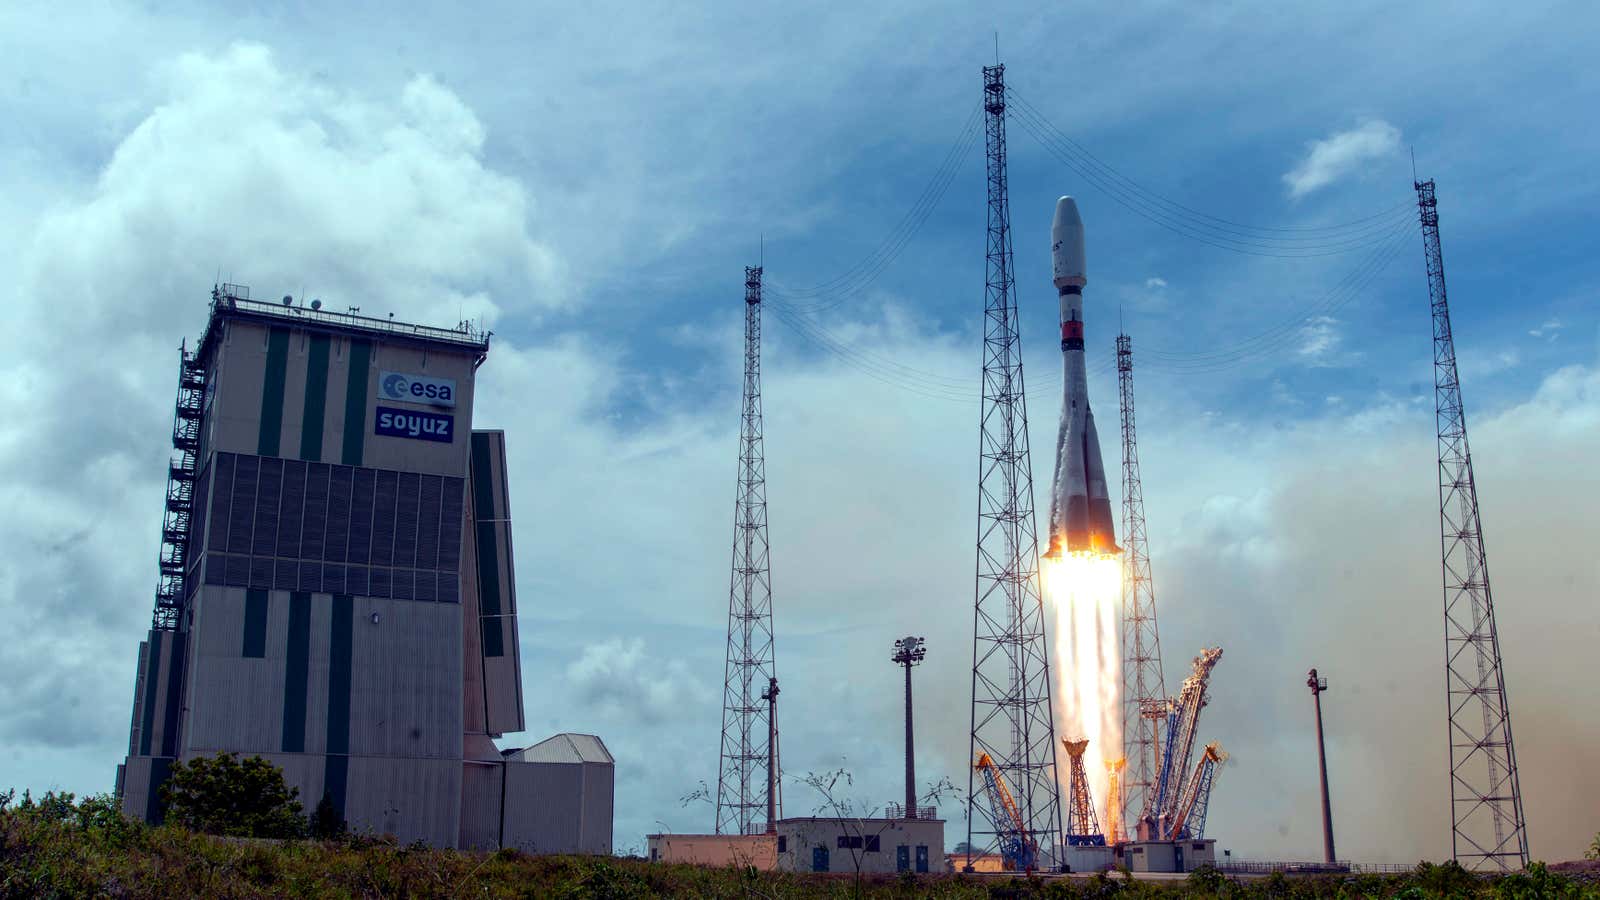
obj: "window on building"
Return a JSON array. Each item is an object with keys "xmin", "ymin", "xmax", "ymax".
[
  {"xmin": 865, "ymin": 834, "xmax": 880, "ymax": 853},
  {"xmin": 777, "ymin": 836, "xmax": 786, "ymax": 853},
  {"xmin": 836, "ymin": 834, "xmax": 864, "ymax": 849},
  {"xmin": 915, "ymin": 845, "xmax": 929, "ymax": 873},
  {"xmin": 896, "ymin": 845, "xmax": 910, "ymax": 872}
]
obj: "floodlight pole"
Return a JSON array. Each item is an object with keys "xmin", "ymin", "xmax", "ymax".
[
  {"xmin": 1308, "ymin": 668, "xmax": 1335, "ymax": 865},
  {"xmin": 893, "ymin": 636, "xmax": 927, "ymax": 818}
]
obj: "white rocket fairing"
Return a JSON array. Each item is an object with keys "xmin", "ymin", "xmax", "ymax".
[{"xmin": 1046, "ymin": 196, "xmax": 1119, "ymax": 558}]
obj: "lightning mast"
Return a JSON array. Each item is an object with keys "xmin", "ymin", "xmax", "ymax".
[
  {"xmin": 1415, "ymin": 179, "xmax": 1529, "ymax": 870},
  {"xmin": 716, "ymin": 265, "xmax": 780, "ymax": 835},
  {"xmin": 966, "ymin": 62, "xmax": 1064, "ymax": 871},
  {"xmin": 1117, "ymin": 333, "xmax": 1166, "ymax": 825}
]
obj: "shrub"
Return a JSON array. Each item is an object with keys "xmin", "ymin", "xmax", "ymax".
[
  {"xmin": 1185, "ymin": 863, "xmax": 1226, "ymax": 894},
  {"xmin": 159, "ymin": 752, "xmax": 306, "ymax": 838},
  {"xmin": 309, "ymin": 791, "xmax": 348, "ymax": 840}
]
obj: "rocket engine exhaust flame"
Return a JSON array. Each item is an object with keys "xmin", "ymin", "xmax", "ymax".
[
  {"xmin": 1043, "ymin": 552, "xmax": 1122, "ymax": 833},
  {"xmin": 1043, "ymin": 196, "xmax": 1123, "ymax": 831}
]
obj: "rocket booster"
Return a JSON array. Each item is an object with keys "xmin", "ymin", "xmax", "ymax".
[{"xmin": 1046, "ymin": 196, "xmax": 1119, "ymax": 558}]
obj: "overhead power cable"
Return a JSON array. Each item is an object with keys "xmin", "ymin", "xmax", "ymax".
[
  {"xmin": 766, "ymin": 104, "xmax": 983, "ymax": 311},
  {"xmin": 1006, "ymin": 101, "xmax": 1413, "ymax": 257},
  {"xmin": 1004, "ymin": 88, "xmax": 1415, "ymax": 240},
  {"xmin": 1141, "ymin": 219, "xmax": 1418, "ymax": 371}
]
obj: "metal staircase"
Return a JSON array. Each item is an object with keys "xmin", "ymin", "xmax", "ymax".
[{"xmin": 152, "ymin": 343, "xmax": 207, "ymax": 631}]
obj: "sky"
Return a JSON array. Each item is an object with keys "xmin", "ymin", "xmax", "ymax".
[{"xmin": 2, "ymin": 0, "xmax": 1598, "ymax": 865}]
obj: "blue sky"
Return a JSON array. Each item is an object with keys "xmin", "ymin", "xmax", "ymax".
[{"xmin": 2, "ymin": 0, "xmax": 1597, "ymax": 864}]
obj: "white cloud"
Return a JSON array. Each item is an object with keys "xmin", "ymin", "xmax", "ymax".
[
  {"xmin": 1145, "ymin": 277, "xmax": 1168, "ymax": 289},
  {"xmin": 1283, "ymin": 120, "xmax": 1402, "ymax": 198},
  {"xmin": 1296, "ymin": 315, "xmax": 1344, "ymax": 363},
  {"xmin": 1530, "ymin": 317, "xmax": 1564, "ymax": 340},
  {"xmin": 1461, "ymin": 348, "xmax": 1521, "ymax": 379}
]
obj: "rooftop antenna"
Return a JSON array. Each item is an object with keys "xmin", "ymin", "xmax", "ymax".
[
  {"xmin": 994, "ymin": 31, "xmax": 1000, "ymax": 65},
  {"xmin": 1410, "ymin": 146, "xmax": 1418, "ymax": 182}
]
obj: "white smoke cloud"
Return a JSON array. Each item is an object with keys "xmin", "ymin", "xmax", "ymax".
[
  {"xmin": 566, "ymin": 638, "xmax": 714, "ymax": 724},
  {"xmin": 1283, "ymin": 120, "xmax": 1402, "ymax": 199}
]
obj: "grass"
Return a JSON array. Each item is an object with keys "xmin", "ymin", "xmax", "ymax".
[{"xmin": 4, "ymin": 793, "xmax": 1598, "ymax": 898}]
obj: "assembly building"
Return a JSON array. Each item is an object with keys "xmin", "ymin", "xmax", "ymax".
[{"xmin": 116, "ymin": 285, "xmax": 611, "ymax": 852}]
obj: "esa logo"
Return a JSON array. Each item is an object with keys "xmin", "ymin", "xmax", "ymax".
[
  {"xmin": 375, "ymin": 406, "xmax": 454, "ymax": 443},
  {"xmin": 378, "ymin": 371, "xmax": 456, "ymax": 408}
]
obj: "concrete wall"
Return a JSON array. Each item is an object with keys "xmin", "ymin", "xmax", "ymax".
[
  {"xmin": 1119, "ymin": 839, "xmax": 1216, "ymax": 873},
  {"xmin": 459, "ymin": 761, "xmax": 504, "ymax": 851},
  {"xmin": 206, "ymin": 318, "xmax": 478, "ymax": 475},
  {"xmin": 461, "ymin": 430, "xmax": 523, "ymax": 737},
  {"xmin": 648, "ymin": 834, "xmax": 777, "ymax": 868},
  {"xmin": 774, "ymin": 818, "xmax": 944, "ymax": 874},
  {"xmin": 1062, "ymin": 844, "xmax": 1116, "ymax": 874},
  {"xmin": 501, "ymin": 758, "xmax": 613, "ymax": 855}
]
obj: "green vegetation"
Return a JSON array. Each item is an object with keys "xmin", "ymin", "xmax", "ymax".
[
  {"xmin": 160, "ymin": 752, "xmax": 307, "ymax": 839},
  {"xmin": 3, "ymin": 786, "xmax": 1598, "ymax": 898}
]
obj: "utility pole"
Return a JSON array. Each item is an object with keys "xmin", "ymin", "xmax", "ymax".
[
  {"xmin": 760, "ymin": 677, "xmax": 779, "ymax": 834},
  {"xmin": 893, "ymin": 636, "xmax": 927, "ymax": 818},
  {"xmin": 1307, "ymin": 669, "xmax": 1335, "ymax": 865}
]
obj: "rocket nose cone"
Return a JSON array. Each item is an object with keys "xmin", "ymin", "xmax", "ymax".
[
  {"xmin": 1053, "ymin": 196, "xmax": 1082, "ymax": 232},
  {"xmin": 1052, "ymin": 196, "xmax": 1086, "ymax": 288}
]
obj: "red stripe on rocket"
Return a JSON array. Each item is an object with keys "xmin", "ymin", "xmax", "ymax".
[{"xmin": 1046, "ymin": 196, "xmax": 1120, "ymax": 559}]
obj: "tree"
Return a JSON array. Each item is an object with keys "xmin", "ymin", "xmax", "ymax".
[
  {"xmin": 309, "ymin": 791, "xmax": 348, "ymax": 840},
  {"xmin": 1587, "ymin": 831, "xmax": 1600, "ymax": 861},
  {"xmin": 159, "ymin": 752, "xmax": 306, "ymax": 838}
]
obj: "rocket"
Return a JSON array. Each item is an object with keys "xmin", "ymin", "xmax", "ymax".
[{"xmin": 1045, "ymin": 196, "xmax": 1119, "ymax": 558}]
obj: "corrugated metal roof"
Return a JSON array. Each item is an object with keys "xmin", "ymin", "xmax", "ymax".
[{"xmin": 511, "ymin": 732, "xmax": 614, "ymax": 765}]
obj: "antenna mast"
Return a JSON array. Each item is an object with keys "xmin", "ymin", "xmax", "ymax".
[
  {"xmin": 715, "ymin": 265, "xmax": 780, "ymax": 835},
  {"xmin": 966, "ymin": 62, "xmax": 1064, "ymax": 872},
  {"xmin": 1415, "ymin": 178, "xmax": 1529, "ymax": 870}
]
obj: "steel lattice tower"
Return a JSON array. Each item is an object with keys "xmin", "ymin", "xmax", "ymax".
[
  {"xmin": 1116, "ymin": 334, "xmax": 1167, "ymax": 824},
  {"xmin": 966, "ymin": 63, "xmax": 1064, "ymax": 871},
  {"xmin": 1415, "ymin": 180, "xmax": 1528, "ymax": 871},
  {"xmin": 715, "ymin": 265, "xmax": 780, "ymax": 836}
]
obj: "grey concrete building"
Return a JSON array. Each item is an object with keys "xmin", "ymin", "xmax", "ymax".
[
  {"xmin": 649, "ymin": 816, "xmax": 944, "ymax": 875},
  {"xmin": 116, "ymin": 286, "xmax": 609, "ymax": 852}
]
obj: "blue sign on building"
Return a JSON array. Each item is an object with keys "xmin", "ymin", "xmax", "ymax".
[{"xmin": 375, "ymin": 405, "xmax": 454, "ymax": 443}]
